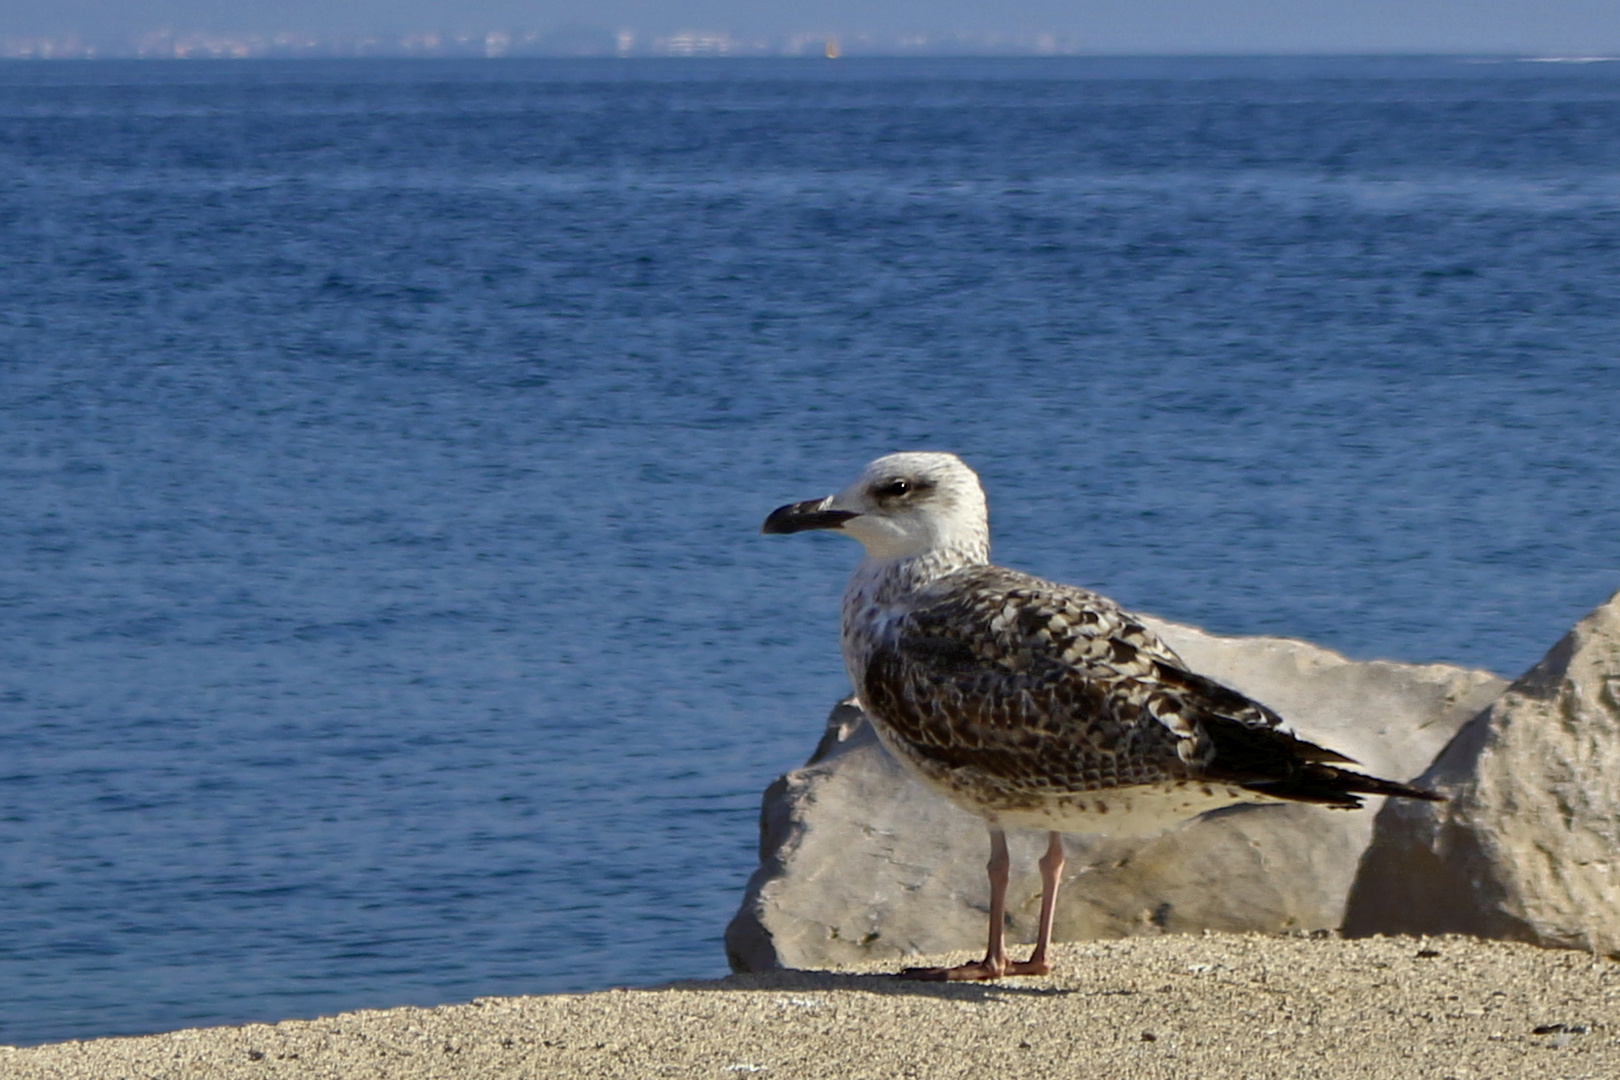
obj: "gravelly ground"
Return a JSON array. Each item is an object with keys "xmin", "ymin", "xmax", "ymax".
[{"xmin": 6, "ymin": 934, "xmax": 1617, "ymax": 1080}]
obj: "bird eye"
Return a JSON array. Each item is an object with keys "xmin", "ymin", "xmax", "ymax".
[{"xmin": 876, "ymin": 478, "xmax": 912, "ymax": 498}]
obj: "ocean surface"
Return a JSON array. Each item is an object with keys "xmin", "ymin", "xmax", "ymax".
[{"xmin": 1, "ymin": 55, "xmax": 1618, "ymax": 1046}]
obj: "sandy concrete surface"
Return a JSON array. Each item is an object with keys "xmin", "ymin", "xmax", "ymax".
[{"xmin": 5, "ymin": 934, "xmax": 1617, "ymax": 1079}]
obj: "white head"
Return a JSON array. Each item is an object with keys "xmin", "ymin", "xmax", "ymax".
[{"xmin": 762, "ymin": 451, "xmax": 990, "ymax": 563}]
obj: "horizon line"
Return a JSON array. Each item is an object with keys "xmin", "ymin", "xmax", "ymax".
[{"xmin": 3, "ymin": 28, "xmax": 1618, "ymax": 62}]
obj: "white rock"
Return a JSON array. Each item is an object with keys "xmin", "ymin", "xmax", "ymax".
[
  {"xmin": 726, "ymin": 618, "xmax": 1505, "ymax": 973},
  {"xmin": 1344, "ymin": 588, "xmax": 1620, "ymax": 954}
]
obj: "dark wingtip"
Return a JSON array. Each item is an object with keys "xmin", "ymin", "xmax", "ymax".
[
  {"xmin": 1336, "ymin": 769, "xmax": 1446, "ymax": 803},
  {"xmin": 1202, "ymin": 716, "xmax": 1446, "ymax": 807},
  {"xmin": 1242, "ymin": 767, "xmax": 1446, "ymax": 808}
]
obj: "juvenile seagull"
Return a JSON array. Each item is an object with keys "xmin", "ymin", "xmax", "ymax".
[{"xmin": 762, "ymin": 451, "xmax": 1440, "ymax": 982}]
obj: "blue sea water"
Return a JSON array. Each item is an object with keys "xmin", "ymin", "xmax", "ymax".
[{"xmin": 1, "ymin": 55, "xmax": 1618, "ymax": 1046}]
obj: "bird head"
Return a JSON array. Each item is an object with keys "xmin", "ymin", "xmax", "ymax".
[{"xmin": 761, "ymin": 451, "xmax": 989, "ymax": 562}]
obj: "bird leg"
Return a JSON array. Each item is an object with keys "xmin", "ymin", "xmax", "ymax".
[
  {"xmin": 1006, "ymin": 831, "xmax": 1064, "ymax": 976},
  {"xmin": 902, "ymin": 829, "xmax": 1066, "ymax": 981},
  {"xmin": 901, "ymin": 827, "xmax": 1013, "ymax": 981}
]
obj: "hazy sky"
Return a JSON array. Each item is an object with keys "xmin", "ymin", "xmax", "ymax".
[{"xmin": 3, "ymin": 0, "xmax": 1618, "ymax": 53}]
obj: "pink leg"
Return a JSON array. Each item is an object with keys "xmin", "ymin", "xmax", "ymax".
[
  {"xmin": 1008, "ymin": 831, "xmax": 1064, "ymax": 975},
  {"xmin": 902, "ymin": 828, "xmax": 1012, "ymax": 981}
]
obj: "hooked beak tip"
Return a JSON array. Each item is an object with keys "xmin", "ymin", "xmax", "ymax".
[{"xmin": 761, "ymin": 497, "xmax": 861, "ymax": 535}]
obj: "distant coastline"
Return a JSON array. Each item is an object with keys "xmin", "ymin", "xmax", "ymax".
[
  {"xmin": 3, "ymin": 29, "xmax": 1090, "ymax": 62},
  {"xmin": 4, "ymin": 28, "xmax": 1620, "ymax": 63}
]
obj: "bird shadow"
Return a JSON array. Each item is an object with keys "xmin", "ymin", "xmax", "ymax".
[{"xmin": 646, "ymin": 967, "xmax": 1080, "ymax": 1002}]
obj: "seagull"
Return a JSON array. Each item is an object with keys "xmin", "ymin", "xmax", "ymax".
[{"xmin": 762, "ymin": 451, "xmax": 1441, "ymax": 981}]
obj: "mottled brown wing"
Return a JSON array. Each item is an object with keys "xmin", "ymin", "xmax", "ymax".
[
  {"xmin": 859, "ymin": 567, "xmax": 1219, "ymax": 793},
  {"xmin": 863, "ymin": 566, "xmax": 1439, "ymax": 808}
]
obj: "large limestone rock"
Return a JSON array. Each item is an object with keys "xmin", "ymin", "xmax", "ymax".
[
  {"xmin": 726, "ymin": 618, "xmax": 1505, "ymax": 973},
  {"xmin": 1344, "ymin": 589, "xmax": 1620, "ymax": 955}
]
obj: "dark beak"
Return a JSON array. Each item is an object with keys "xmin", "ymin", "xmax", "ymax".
[{"xmin": 761, "ymin": 497, "xmax": 861, "ymax": 535}]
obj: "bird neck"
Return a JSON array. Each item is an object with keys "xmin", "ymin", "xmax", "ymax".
[
  {"xmin": 839, "ymin": 543, "xmax": 986, "ymax": 699},
  {"xmin": 846, "ymin": 541, "xmax": 988, "ymax": 610}
]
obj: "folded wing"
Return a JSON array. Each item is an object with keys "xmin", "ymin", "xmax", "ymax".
[{"xmin": 860, "ymin": 566, "xmax": 1440, "ymax": 809}]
